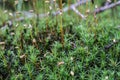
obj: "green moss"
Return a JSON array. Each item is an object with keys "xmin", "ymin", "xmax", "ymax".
[{"xmin": 0, "ymin": 0, "xmax": 120, "ymax": 80}]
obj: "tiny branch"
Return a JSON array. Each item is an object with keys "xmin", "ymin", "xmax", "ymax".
[
  {"xmin": 71, "ymin": 7, "xmax": 86, "ymax": 19},
  {"xmin": 104, "ymin": 39, "xmax": 120, "ymax": 50},
  {"xmin": 94, "ymin": 1, "xmax": 120, "ymax": 14},
  {"xmin": 52, "ymin": 0, "xmax": 90, "ymax": 16}
]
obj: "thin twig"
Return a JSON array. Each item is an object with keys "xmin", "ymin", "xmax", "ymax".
[
  {"xmin": 71, "ymin": 7, "xmax": 86, "ymax": 19},
  {"xmin": 104, "ymin": 39, "xmax": 120, "ymax": 50},
  {"xmin": 94, "ymin": 1, "xmax": 120, "ymax": 14}
]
